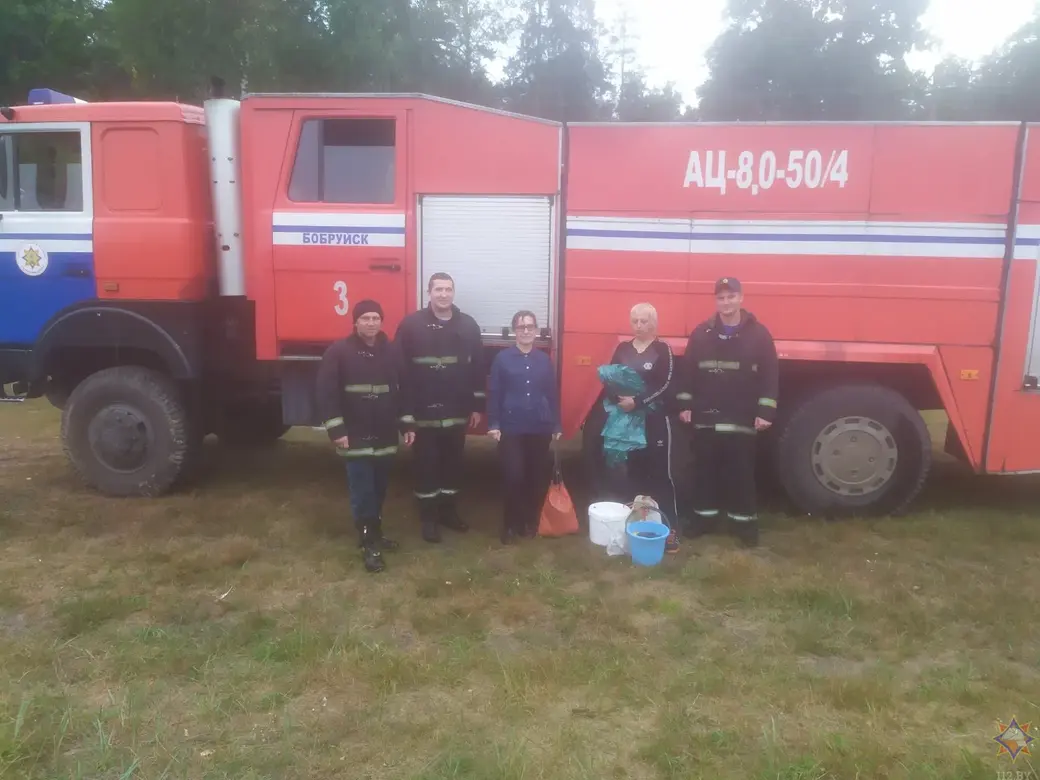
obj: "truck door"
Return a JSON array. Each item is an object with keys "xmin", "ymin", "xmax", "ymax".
[
  {"xmin": 272, "ymin": 110, "xmax": 408, "ymax": 351},
  {"xmin": 0, "ymin": 123, "xmax": 94, "ymax": 347}
]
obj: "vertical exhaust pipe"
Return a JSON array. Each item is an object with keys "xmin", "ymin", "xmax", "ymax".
[{"xmin": 204, "ymin": 82, "xmax": 246, "ymax": 297}]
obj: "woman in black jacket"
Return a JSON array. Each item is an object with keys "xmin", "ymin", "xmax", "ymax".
[
  {"xmin": 486, "ymin": 310, "xmax": 562, "ymax": 545},
  {"xmin": 603, "ymin": 302, "xmax": 679, "ymax": 552}
]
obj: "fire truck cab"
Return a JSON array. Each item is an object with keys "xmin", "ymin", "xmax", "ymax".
[{"xmin": 0, "ymin": 89, "xmax": 562, "ymax": 497}]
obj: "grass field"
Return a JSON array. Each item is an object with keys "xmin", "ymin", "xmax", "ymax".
[{"xmin": 1, "ymin": 400, "xmax": 1038, "ymax": 779}]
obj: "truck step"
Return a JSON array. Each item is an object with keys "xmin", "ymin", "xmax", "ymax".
[{"xmin": 0, "ymin": 396, "xmax": 25, "ymax": 403}]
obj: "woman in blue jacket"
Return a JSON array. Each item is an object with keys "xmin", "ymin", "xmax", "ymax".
[{"xmin": 487, "ymin": 310, "xmax": 562, "ymax": 544}]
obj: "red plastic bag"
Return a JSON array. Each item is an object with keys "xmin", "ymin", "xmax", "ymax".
[{"xmin": 537, "ymin": 444, "xmax": 579, "ymax": 537}]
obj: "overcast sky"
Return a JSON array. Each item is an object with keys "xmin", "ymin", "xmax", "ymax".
[{"xmin": 594, "ymin": 0, "xmax": 1038, "ymax": 106}]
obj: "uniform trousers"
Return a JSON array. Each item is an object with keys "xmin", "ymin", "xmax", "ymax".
[
  {"xmin": 689, "ymin": 426, "xmax": 757, "ymax": 529},
  {"xmin": 413, "ymin": 426, "xmax": 467, "ymax": 519},
  {"xmin": 345, "ymin": 456, "xmax": 392, "ymax": 527}
]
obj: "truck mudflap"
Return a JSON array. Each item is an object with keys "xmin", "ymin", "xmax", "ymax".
[{"xmin": 0, "ymin": 349, "xmax": 30, "ymax": 391}]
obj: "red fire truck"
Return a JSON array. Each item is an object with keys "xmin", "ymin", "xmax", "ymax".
[{"xmin": 3, "ymin": 87, "xmax": 1040, "ymax": 517}]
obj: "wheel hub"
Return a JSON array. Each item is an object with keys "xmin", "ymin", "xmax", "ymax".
[
  {"xmin": 88, "ymin": 404, "xmax": 153, "ymax": 473},
  {"xmin": 811, "ymin": 416, "xmax": 897, "ymax": 496}
]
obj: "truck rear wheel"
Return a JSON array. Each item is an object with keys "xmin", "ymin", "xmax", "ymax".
[
  {"xmin": 775, "ymin": 383, "xmax": 931, "ymax": 518},
  {"xmin": 60, "ymin": 366, "xmax": 194, "ymax": 498}
]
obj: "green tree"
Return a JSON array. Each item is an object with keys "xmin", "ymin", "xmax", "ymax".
[
  {"xmin": 504, "ymin": 0, "xmax": 611, "ymax": 121},
  {"xmin": 616, "ymin": 72, "xmax": 684, "ymax": 122},
  {"xmin": 101, "ymin": 0, "xmax": 333, "ymax": 101},
  {"xmin": 601, "ymin": 10, "xmax": 684, "ymax": 122},
  {"xmin": 0, "ymin": 0, "xmax": 116, "ymax": 104},
  {"xmin": 697, "ymin": 0, "xmax": 932, "ymax": 121},
  {"xmin": 974, "ymin": 16, "xmax": 1040, "ymax": 121},
  {"xmin": 405, "ymin": 0, "xmax": 513, "ymax": 103}
]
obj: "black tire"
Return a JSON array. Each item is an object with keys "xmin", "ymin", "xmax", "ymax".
[
  {"xmin": 45, "ymin": 381, "xmax": 70, "ymax": 411},
  {"xmin": 60, "ymin": 366, "xmax": 194, "ymax": 498},
  {"xmin": 775, "ymin": 382, "xmax": 931, "ymax": 518},
  {"xmin": 214, "ymin": 399, "xmax": 289, "ymax": 448}
]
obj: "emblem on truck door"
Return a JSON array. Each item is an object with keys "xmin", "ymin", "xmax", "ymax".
[{"xmin": 16, "ymin": 244, "xmax": 48, "ymax": 277}]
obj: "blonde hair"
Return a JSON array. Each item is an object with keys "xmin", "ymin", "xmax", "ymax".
[{"xmin": 630, "ymin": 302, "xmax": 658, "ymax": 327}]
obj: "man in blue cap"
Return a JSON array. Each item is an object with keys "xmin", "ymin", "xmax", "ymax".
[
  {"xmin": 316, "ymin": 299, "xmax": 415, "ymax": 572},
  {"xmin": 677, "ymin": 277, "xmax": 778, "ymax": 548}
]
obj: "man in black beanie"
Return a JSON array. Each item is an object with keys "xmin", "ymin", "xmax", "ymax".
[{"xmin": 316, "ymin": 298, "xmax": 415, "ymax": 572}]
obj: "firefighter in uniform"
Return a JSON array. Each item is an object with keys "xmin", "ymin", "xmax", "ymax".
[
  {"xmin": 317, "ymin": 299, "xmax": 415, "ymax": 573},
  {"xmin": 394, "ymin": 272, "xmax": 484, "ymax": 543},
  {"xmin": 677, "ymin": 277, "xmax": 778, "ymax": 548}
]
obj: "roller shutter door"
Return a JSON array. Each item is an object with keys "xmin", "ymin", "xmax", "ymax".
[{"xmin": 419, "ymin": 195, "xmax": 553, "ymax": 335}]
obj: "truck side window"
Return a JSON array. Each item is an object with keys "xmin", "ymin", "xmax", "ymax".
[
  {"xmin": 0, "ymin": 135, "xmax": 11, "ymax": 211},
  {"xmin": 11, "ymin": 131, "xmax": 83, "ymax": 212},
  {"xmin": 288, "ymin": 118, "xmax": 395, "ymax": 205}
]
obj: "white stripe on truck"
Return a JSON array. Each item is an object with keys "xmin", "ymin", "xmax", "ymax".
[
  {"xmin": 272, "ymin": 211, "xmax": 406, "ymax": 248},
  {"xmin": 566, "ymin": 216, "xmax": 1036, "ymax": 260}
]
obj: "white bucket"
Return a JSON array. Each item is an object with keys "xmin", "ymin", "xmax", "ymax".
[{"xmin": 589, "ymin": 501, "xmax": 630, "ymax": 548}]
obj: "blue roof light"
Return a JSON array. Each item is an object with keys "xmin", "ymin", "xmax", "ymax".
[{"xmin": 27, "ymin": 88, "xmax": 86, "ymax": 105}]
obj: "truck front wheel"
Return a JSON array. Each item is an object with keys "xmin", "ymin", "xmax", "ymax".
[
  {"xmin": 775, "ymin": 383, "xmax": 931, "ymax": 518},
  {"xmin": 60, "ymin": 366, "xmax": 195, "ymax": 498}
]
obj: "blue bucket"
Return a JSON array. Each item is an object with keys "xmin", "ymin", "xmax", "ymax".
[{"xmin": 626, "ymin": 520, "xmax": 670, "ymax": 567}]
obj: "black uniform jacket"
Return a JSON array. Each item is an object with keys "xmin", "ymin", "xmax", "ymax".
[
  {"xmin": 316, "ymin": 331, "xmax": 412, "ymax": 457},
  {"xmin": 677, "ymin": 310, "xmax": 779, "ymax": 433},
  {"xmin": 393, "ymin": 304, "xmax": 484, "ymax": 428}
]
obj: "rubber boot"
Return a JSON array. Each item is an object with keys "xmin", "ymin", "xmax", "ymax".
[
  {"xmin": 685, "ymin": 512, "xmax": 719, "ymax": 539},
  {"xmin": 420, "ymin": 502, "xmax": 442, "ymax": 544},
  {"xmin": 358, "ymin": 522, "xmax": 385, "ymax": 573},
  {"xmin": 374, "ymin": 516, "xmax": 400, "ymax": 551},
  {"xmin": 734, "ymin": 519, "xmax": 760, "ymax": 549},
  {"xmin": 358, "ymin": 517, "xmax": 400, "ymax": 551},
  {"xmin": 438, "ymin": 494, "xmax": 469, "ymax": 533}
]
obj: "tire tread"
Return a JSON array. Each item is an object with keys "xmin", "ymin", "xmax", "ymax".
[
  {"xmin": 60, "ymin": 366, "xmax": 192, "ymax": 498},
  {"xmin": 775, "ymin": 382, "xmax": 932, "ymax": 518}
]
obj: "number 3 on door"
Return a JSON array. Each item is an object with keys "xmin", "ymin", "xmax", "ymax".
[{"xmin": 333, "ymin": 281, "xmax": 349, "ymax": 316}]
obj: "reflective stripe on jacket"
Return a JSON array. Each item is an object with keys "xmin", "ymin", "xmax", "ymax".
[
  {"xmin": 316, "ymin": 331, "xmax": 411, "ymax": 457},
  {"xmin": 394, "ymin": 305, "xmax": 484, "ymax": 425},
  {"xmin": 677, "ymin": 310, "xmax": 779, "ymax": 431}
]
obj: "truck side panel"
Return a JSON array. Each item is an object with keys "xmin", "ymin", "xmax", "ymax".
[
  {"xmin": 92, "ymin": 121, "xmax": 214, "ymax": 302},
  {"xmin": 936, "ymin": 345, "xmax": 995, "ymax": 465},
  {"xmin": 410, "ymin": 101, "xmax": 560, "ymax": 200},
  {"xmin": 409, "ymin": 101, "xmax": 561, "ymax": 338},
  {"xmin": 241, "ymin": 95, "xmax": 560, "ymax": 361},
  {"xmin": 560, "ymin": 122, "xmax": 1018, "ymax": 445},
  {"xmin": 984, "ymin": 123, "xmax": 1040, "ymax": 473}
]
